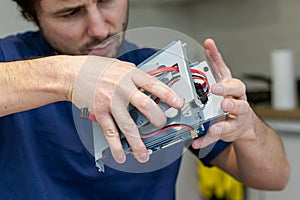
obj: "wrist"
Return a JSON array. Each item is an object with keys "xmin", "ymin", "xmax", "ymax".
[{"xmin": 46, "ymin": 55, "xmax": 82, "ymax": 102}]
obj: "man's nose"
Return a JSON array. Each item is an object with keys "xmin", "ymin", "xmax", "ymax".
[{"xmin": 86, "ymin": 9, "xmax": 109, "ymax": 39}]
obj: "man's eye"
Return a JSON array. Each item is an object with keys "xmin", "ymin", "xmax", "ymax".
[
  {"xmin": 63, "ymin": 10, "xmax": 78, "ymax": 17},
  {"xmin": 100, "ymin": 0, "xmax": 111, "ymax": 3},
  {"xmin": 98, "ymin": 0, "xmax": 113, "ymax": 6},
  {"xmin": 60, "ymin": 7, "xmax": 83, "ymax": 18}
]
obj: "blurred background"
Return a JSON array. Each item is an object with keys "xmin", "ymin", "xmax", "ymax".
[{"xmin": 1, "ymin": 0, "xmax": 299, "ymax": 199}]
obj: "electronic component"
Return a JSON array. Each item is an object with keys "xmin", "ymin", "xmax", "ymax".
[{"xmin": 82, "ymin": 40, "xmax": 226, "ymax": 172}]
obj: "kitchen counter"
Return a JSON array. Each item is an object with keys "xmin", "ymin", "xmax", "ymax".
[
  {"xmin": 252, "ymin": 105, "xmax": 300, "ymax": 120},
  {"xmin": 252, "ymin": 105, "xmax": 300, "ymax": 133}
]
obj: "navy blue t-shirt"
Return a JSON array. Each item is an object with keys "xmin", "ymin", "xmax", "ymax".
[{"xmin": 0, "ymin": 31, "xmax": 229, "ymax": 200}]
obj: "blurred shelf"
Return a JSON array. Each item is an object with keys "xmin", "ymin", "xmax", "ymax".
[
  {"xmin": 252, "ymin": 105, "xmax": 300, "ymax": 120},
  {"xmin": 252, "ymin": 105, "xmax": 300, "ymax": 133}
]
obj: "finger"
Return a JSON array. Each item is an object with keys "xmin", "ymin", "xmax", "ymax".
[
  {"xmin": 209, "ymin": 118, "xmax": 249, "ymax": 143},
  {"xmin": 192, "ymin": 133, "xmax": 220, "ymax": 149},
  {"xmin": 212, "ymin": 79, "xmax": 247, "ymax": 99},
  {"xmin": 207, "ymin": 116, "xmax": 255, "ymax": 142},
  {"xmin": 93, "ymin": 97, "xmax": 126, "ymax": 164},
  {"xmin": 192, "ymin": 120, "xmax": 232, "ymax": 149},
  {"xmin": 204, "ymin": 38, "xmax": 232, "ymax": 81},
  {"xmin": 221, "ymin": 98, "xmax": 250, "ymax": 115},
  {"xmin": 110, "ymin": 100, "xmax": 150, "ymax": 163},
  {"xmin": 95, "ymin": 112, "xmax": 126, "ymax": 164},
  {"xmin": 130, "ymin": 89, "xmax": 167, "ymax": 128},
  {"xmin": 114, "ymin": 75, "xmax": 167, "ymax": 128},
  {"xmin": 132, "ymin": 68, "xmax": 184, "ymax": 109}
]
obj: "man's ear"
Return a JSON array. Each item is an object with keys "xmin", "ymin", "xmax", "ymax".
[{"xmin": 23, "ymin": 11, "xmax": 38, "ymax": 26}]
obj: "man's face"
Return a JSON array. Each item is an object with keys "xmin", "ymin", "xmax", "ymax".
[{"xmin": 36, "ymin": 0, "xmax": 128, "ymax": 57}]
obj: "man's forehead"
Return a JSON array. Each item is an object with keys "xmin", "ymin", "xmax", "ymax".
[
  {"xmin": 40, "ymin": 0, "xmax": 91, "ymax": 4},
  {"xmin": 39, "ymin": 0, "xmax": 91, "ymax": 12}
]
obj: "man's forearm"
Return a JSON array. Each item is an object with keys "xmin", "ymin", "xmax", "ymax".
[
  {"xmin": 234, "ymin": 115, "xmax": 290, "ymax": 189},
  {"xmin": 0, "ymin": 56, "xmax": 79, "ymax": 117},
  {"xmin": 212, "ymin": 112, "xmax": 290, "ymax": 190}
]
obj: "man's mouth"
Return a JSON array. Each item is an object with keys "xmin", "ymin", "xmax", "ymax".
[{"xmin": 87, "ymin": 40, "xmax": 115, "ymax": 57}]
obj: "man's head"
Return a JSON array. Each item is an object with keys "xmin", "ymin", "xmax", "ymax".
[{"xmin": 13, "ymin": 0, "xmax": 129, "ymax": 57}]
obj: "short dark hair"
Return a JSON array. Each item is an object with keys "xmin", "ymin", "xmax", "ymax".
[{"xmin": 12, "ymin": 0, "xmax": 40, "ymax": 23}]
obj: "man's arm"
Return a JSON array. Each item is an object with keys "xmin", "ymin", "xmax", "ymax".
[
  {"xmin": 0, "ymin": 55, "xmax": 78, "ymax": 117},
  {"xmin": 192, "ymin": 39, "xmax": 290, "ymax": 190},
  {"xmin": 211, "ymin": 115, "xmax": 290, "ymax": 190},
  {"xmin": 0, "ymin": 55, "xmax": 184, "ymax": 163}
]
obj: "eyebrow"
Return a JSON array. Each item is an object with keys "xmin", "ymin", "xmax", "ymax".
[{"xmin": 52, "ymin": 4, "xmax": 85, "ymax": 16}]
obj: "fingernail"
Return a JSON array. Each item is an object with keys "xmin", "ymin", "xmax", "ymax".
[
  {"xmin": 226, "ymin": 100, "xmax": 234, "ymax": 111},
  {"xmin": 173, "ymin": 96, "xmax": 184, "ymax": 108},
  {"xmin": 148, "ymin": 149, "xmax": 153, "ymax": 155},
  {"xmin": 116, "ymin": 153, "xmax": 126, "ymax": 164},
  {"xmin": 136, "ymin": 152, "xmax": 149, "ymax": 163},
  {"xmin": 192, "ymin": 140, "xmax": 202, "ymax": 149}
]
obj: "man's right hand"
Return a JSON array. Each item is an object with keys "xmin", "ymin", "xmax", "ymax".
[{"xmin": 71, "ymin": 55, "xmax": 184, "ymax": 163}]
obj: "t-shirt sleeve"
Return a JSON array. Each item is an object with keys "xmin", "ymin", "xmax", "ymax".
[
  {"xmin": 0, "ymin": 45, "xmax": 5, "ymax": 61},
  {"xmin": 189, "ymin": 140, "xmax": 231, "ymax": 167}
]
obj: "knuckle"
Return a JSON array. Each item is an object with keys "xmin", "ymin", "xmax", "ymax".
[
  {"xmin": 121, "ymin": 60, "xmax": 136, "ymax": 67},
  {"xmin": 159, "ymin": 89, "xmax": 173, "ymax": 102},
  {"xmin": 141, "ymin": 80, "xmax": 155, "ymax": 91},
  {"xmin": 235, "ymin": 99, "xmax": 250, "ymax": 114},
  {"xmin": 138, "ymin": 96, "xmax": 152, "ymax": 110},
  {"xmin": 109, "ymin": 60, "xmax": 136, "ymax": 78},
  {"xmin": 122, "ymin": 121, "xmax": 136, "ymax": 133},
  {"xmin": 140, "ymin": 77, "xmax": 163, "ymax": 91},
  {"xmin": 120, "ymin": 61, "xmax": 137, "ymax": 72},
  {"xmin": 240, "ymin": 81, "xmax": 247, "ymax": 94},
  {"xmin": 243, "ymin": 101, "xmax": 251, "ymax": 113},
  {"xmin": 105, "ymin": 128, "xmax": 117, "ymax": 139},
  {"xmin": 127, "ymin": 62, "xmax": 137, "ymax": 69},
  {"xmin": 233, "ymin": 78, "xmax": 246, "ymax": 94},
  {"xmin": 94, "ymin": 108, "xmax": 109, "ymax": 121}
]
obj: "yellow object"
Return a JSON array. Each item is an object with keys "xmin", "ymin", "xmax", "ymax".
[{"xmin": 197, "ymin": 161, "xmax": 244, "ymax": 200}]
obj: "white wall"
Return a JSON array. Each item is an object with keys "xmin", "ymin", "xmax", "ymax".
[
  {"xmin": 128, "ymin": 3, "xmax": 190, "ymax": 34},
  {"xmin": 188, "ymin": 0, "xmax": 300, "ymax": 78},
  {"xmin": 0, "ymin": 1, "xmax": 36, "ymax": 38},
  {"xmin": 129, "ymin": 0, "xmax": 300, "ymax": 78}
]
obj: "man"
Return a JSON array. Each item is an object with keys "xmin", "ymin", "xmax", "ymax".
[{"xmin": 0, "ymin": 0, "xmax": 290, "ymax": 199}]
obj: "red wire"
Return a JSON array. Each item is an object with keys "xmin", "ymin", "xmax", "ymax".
[
  {"xmin": 190, "ymin": 68, "xmax": 208, "ymax": 79},
  {"xmin": 147, "ymin": 66, "xmax": 208, "ymax": 83},
  {"xmin": 147, "ymin": 67, "xmax": 179, "ymax": 76},
  {"xmin": 150, "ymin": 65, "xmax": 210, "ymax": 105},
  {"xmin": 147, "ymin": 66, "xmax": 208, "ymax": 80},
  {"xmin": 193, "ymin": 76, "xmax": 210, "ymax": 94},
  {"xmin": 141, "ymin": 124, "xmax": 193, "ymax": 139}
]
